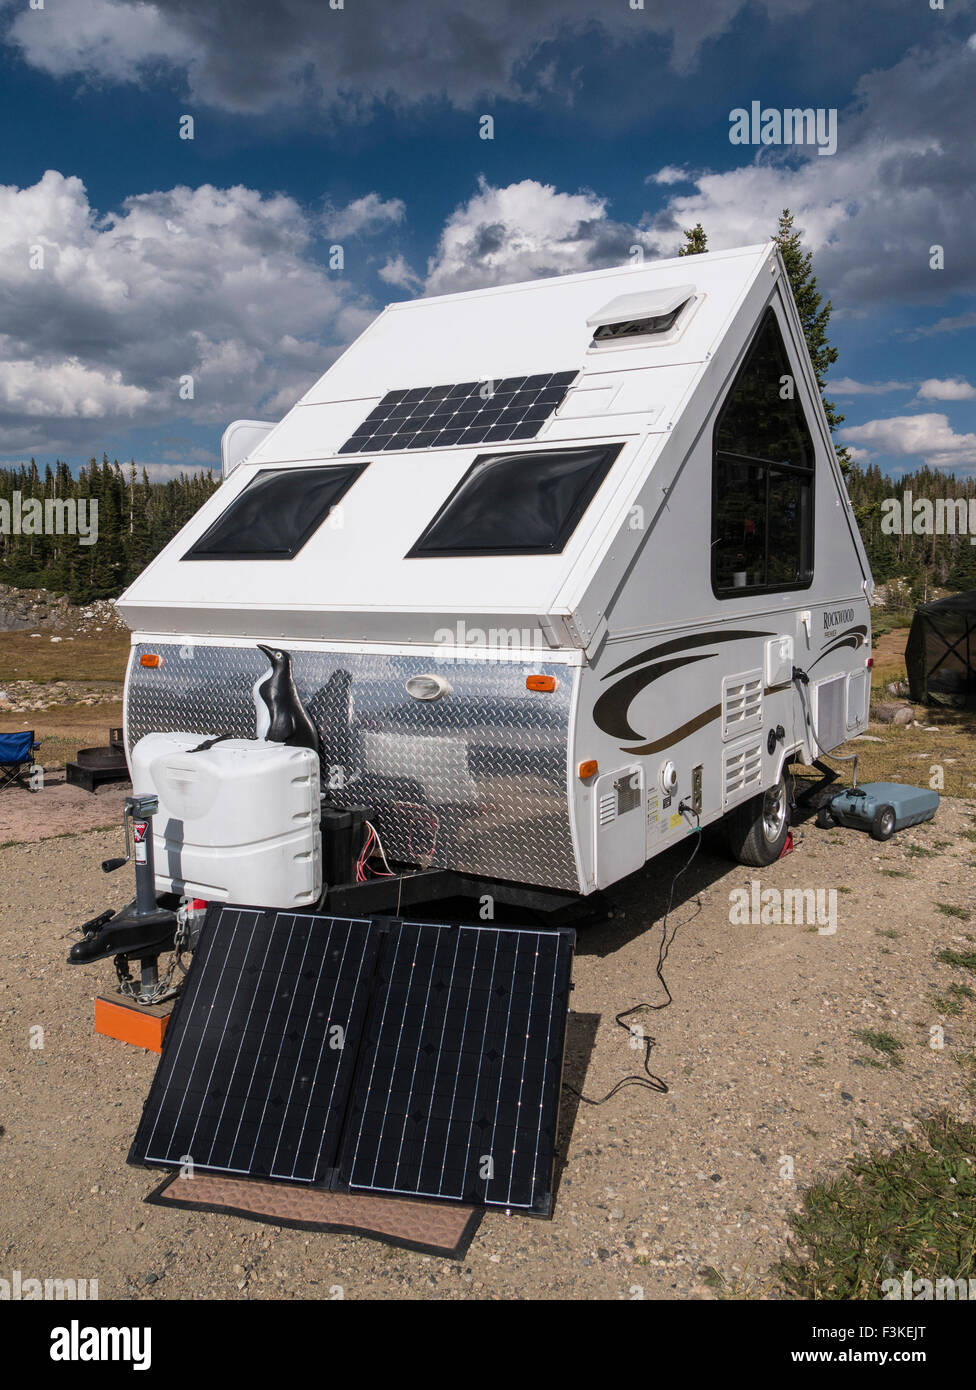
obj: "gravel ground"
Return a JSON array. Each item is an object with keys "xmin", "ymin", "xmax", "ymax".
[{"xmin": 2, "ymin": 799, "xmax": 975, "ymax": 1301}]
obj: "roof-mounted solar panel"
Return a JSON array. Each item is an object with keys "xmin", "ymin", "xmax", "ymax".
[
  {"xmin": 130, "ymin": 908, "xmax": 575, "ymax": 1218},
  {"xmin": 337, "ymin": 372, "xmax": 577, "ymax": 455}
]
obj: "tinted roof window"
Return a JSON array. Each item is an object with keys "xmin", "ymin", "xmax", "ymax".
[
  {"xmin": 408, "ymin": 443, "xmax": 623, "ymax": 557},
  {"xmin": 183, "ymin": 464, "xmax": 366, "ymax": 561}
]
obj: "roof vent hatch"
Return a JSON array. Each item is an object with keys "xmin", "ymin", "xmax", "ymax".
[{"xmin": 588, "ymin": 283, "xmax": 696, "ymax": 342}]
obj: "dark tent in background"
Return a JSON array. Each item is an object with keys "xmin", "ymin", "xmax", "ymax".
[{"xmin": 906, "ymin": 590, "xmax": 976, "ymax": 707}]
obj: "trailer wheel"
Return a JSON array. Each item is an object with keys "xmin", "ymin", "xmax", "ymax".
[
  {"xmin": 870, "ymin": 804, "xmax": 896, "ymax": 842},
  {"xmin": 726, "ymin": 773, "xmax": 790, "ymax": 867}
]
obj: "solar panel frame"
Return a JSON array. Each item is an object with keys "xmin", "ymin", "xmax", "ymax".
[
  {"xmin": 336, "ymin": 371, "xmax": 578, "ymax": 455},
  {"xmin": 129, "ymin": 908, "xmax": 380, "ymax": 1187}
]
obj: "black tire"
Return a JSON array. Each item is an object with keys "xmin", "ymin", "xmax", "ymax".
[
  {"xmin": 870, "ymin": 804, "xmax": 896, "ymax": 841},
  {"xmin": 726, "ymin": 772, "xmax": 791, "ymax": 867},
  {"xmin": 816, "ymin": 805, "xmax": 836, "ymax": 830}
]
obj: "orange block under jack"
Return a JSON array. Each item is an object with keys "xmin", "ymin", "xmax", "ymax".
[{"xmin": 95, "ymin": 994, "xmax": 172, "ymax": 1053}]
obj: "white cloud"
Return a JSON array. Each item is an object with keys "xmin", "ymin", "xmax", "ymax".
[
  {"xmin": 0, "ymin": 170, "xmax": 374, "ymax": 453},
  {"xmin": 649, "ymin": 166, "xmax": 691, "ymax": 186},
  {"xmin": 916, "ymin": 377, "xmax": 976, "ymax": 401},
  {"xmin": 1, "ymin": 1, "xmax": 811, "ymax": 113},
  {"xmin": 915, "ymin": 311, "xmax": 976, "ymax": 336},
  {"xmin": 830, "ymin": 378, "xmax": 911, "ymax": 396},
  {"xmin": 5, "ymin": 0, "xmax": 194, "ymax": 81},
  {"xmin": 423, "ymin": 177, "xmax": 637, "ymax": 296},
  {"xmin": 644, "ymin": 42, "xmax": 976, "ymax": 306},
  {"xmin": 323, "ymin": 194, "xmax": 405, "ymax": 239},
  {"xmin": 839, "ymin": 413, "xmax": 976, "ymax": 469},
  {"xmin": 378, "ymin": 255, "xmax": 422, "ymax": 291},
  {"xmin": 418, "ymin": 38, "xmax": 976, "ymax": 309},
  {"xmin": 0, "ymin": 358, "xmax": 150, "ymax": 418},
  {"xmin": 139, "ymin": 459, "xmax": 217, "ymax": 480}
]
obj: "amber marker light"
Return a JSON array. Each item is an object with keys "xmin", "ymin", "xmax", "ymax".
[
  {"xmin": 578, "ymin": 759, "xmax": 598, "ymax": 780},
  {"xmin": 526, "ymin": 675, "xmax": 558, "ymax": 692},
  {"xmin": 140, "ymin": 654, "xmax": 163, "ymax": 668}
]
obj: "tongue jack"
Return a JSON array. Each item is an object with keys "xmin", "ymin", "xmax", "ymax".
[{"xmin": 68, "ymin": 795, "xmax": 179, "ymax": 997}]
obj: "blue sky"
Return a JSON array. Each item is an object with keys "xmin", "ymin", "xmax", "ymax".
[{"xmin": 1, "ymin": 0, "xmax": 974, "ymax": 478}]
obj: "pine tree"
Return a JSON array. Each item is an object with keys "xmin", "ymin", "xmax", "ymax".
[
  {"xmin": 773, "ymin": 209, "xmax": 850, "ymax": 474},
  {"xmin": 678, "ymin": 223, "xmax": 708, "ymax": 256}
]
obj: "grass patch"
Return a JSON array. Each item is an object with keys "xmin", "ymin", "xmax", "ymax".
[
  {"xmin": 880, "ymin": 868, "xmax": 910, "ymax": 878},
  {"xmin": 931, "ymin": 983, "xmax": 976, "ymax": 1017},
  {"xmin": 775, "ymin": 1113, "xmax": 976, "ymax": 1299},
  {"xmin": 876, "ymin": 928, "xmax": 900, "ymax": 939},
  {"xmin": 0, "ymin": 628, "xmax": 129, "ymax": 683},
  {"xmin": 936, "ymin": 903, "xmax": 972, "ymax": 922},
  {"xmin": 938, "ymin": 949, "xmax": 976, "ymax": 972},
  {"xmin": 821, "ymin": 706, "xmax": 976, "ymax": 799},
  {"xmin": 852, "ymin": 1029, "xmax": 904, "ymax": 1065}
]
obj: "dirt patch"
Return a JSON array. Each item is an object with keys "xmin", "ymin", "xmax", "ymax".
[
  {"xmin": 0, "ymin": 769, "xmax": 129, "ymax": 846},
  {"xmin": 1, "ymin": 798, "xmax": 974, "ymax": 1300}
]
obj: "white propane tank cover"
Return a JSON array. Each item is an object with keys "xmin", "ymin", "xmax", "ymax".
[{"xmin": 130, "ymin": 733, "xmax": 321, "ymax": 907}]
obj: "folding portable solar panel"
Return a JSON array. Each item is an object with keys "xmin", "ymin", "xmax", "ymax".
[
  {"xmin": 130, "ymin": 907, "xmax": 575, "ymax": 1218},
  {"xmin": 340, "ymin": 921, "xmax": 571, "ymax": 1212},
  {"xmin": 130, "ymin": 910, "xmax": 380, "ymax": 1185}
]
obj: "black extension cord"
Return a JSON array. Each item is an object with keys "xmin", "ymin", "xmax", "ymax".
[{"xmin": 563, "ymin": 814, "xmax": 703, "ymax": 1104}]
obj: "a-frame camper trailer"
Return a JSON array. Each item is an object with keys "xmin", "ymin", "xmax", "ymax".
[{"xmin": 89, "ymin": 242, "xmax": 873, "ymax": 936}]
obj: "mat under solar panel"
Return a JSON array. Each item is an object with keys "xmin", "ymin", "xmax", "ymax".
[
  {"xmin": 337, "ymin": 372, "xmax": 577, "ymax": 455},
  {"xmin": 130, "ymin": 910, "xmax": 574, "ymax": 1217}
]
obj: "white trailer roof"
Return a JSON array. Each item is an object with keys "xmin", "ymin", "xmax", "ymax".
[{"xmin": 119, "ymin": 243, "xmax": 779, "ymax": 643}]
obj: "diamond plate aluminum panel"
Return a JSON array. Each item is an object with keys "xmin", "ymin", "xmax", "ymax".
[{"xmin": 126, "ymin": 643, "xmax": 579, "ymax": 891}]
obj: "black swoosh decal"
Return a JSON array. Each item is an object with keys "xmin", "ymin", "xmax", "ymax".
[
  {"xmin": 595, "ymin": 627, "xmax": 776, "ymax": 747},
  {"xmin": 622, "ymin": 704, "xmax": 723, "ymax": 756},
  {"xmin": 593, "ymin": 654, "xmax": 715, "ymax": 741},
  {"xmin": 603, "ymin": 629, "xmax": 774, "ymax": 681},
  {"xmin": 808, "ymin": 625, "xmax": 868, "ymax": 671}
]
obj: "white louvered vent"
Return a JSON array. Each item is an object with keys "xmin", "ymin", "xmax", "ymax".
[
  {"xmin": 723, "ymin": 737, "xmax": 763, "ymax": 808},
  {"xmin": 598, "ymin": 790, "xmax": 618, "ymax": 827},
  {"xmin": 722, "ymin": 668, "xmax": 764, "ymax": 740}
]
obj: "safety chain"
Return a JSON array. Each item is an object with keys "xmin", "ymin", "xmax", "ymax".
[{"xmin": 114, "ymin": 909, "xmax": 190, "ymax": 1006}]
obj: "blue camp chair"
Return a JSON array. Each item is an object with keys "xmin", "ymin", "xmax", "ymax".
[{"xmin": 0, "ymin": 731, "xmax": 40, "ymax": 792}]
